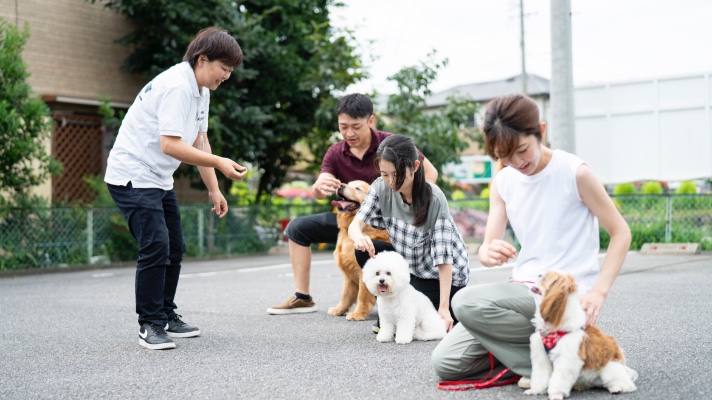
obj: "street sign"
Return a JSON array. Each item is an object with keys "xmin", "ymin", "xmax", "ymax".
[{"xmin": 443, "ymin": 155, "xmax": 497, "ymax": 184}]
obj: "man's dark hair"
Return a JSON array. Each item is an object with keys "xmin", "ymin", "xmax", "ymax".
[
  {"xmin": 183, "ymin": 27, "xmax": 243, "ymax": 68},
  {"xmin": 336, "ymin": 93, "xmax": 373, "ymax": 119}
]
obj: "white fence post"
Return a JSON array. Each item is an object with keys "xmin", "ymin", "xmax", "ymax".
[
  {"xmin": 198, "ymin": 208, "xmax": 205, "ymax": 257},
  {"xmin": 87, "ymin": 208, "xmax": 94, "ymax": 263},
  {"xmin": 665, "ymin": 195, "xmax": 672, "ymax": 243}
]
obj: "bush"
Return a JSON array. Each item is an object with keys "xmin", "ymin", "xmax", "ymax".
[
  {"xmin": 0, "ymin": 21, "xmax": 62, "ymax": 196},
  {"xmin": 641, "ymin": 181, "xmax": 663, "ymax": 195},
  {"xmin": 613, "ymin": 183, "xmax": 636, "ymax": 195},
  {"xmin": 451, "ymin": 189, "xmax": 466, "ymax": 201},
  {"xmin": 676, "ymin": 181, "xmax": 697, "ymax": 194},
  {"xmin": 480, "ymin": 187, "xmax": 490, "ymax": 199},
  {"xmin": 600, "ymin": 222, "xmax": 667, "ymax": 251}
]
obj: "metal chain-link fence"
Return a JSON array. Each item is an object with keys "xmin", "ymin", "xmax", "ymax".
[
  {"xmin": 1, "ymin": 195, "xmax": 710, "ymax": 270},
  {"xmin": 0, "ymin": 203, "xmax": 332, "ymax": 270}
]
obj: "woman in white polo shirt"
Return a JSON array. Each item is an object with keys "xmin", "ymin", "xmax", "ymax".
[{"xmin": 105, "ymin": 27, "xmax": 247, "ymax": 350}]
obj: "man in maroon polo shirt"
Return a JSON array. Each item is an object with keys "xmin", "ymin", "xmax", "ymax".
[{"xmin": 267, "ymin": 93, "xmax": 438, "ymax": 318}]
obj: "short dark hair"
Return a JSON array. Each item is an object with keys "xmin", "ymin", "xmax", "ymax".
[
  {"xmin": 336, "ymin": 93, "xmax": 373, "ymax": 119},
  {"xmin": 482, "ymin": 94, "xmax": 541, "ymax": 160},
  {"xmin": 183, "ymin": 27, "xmax": 243, "ymax": 68}
]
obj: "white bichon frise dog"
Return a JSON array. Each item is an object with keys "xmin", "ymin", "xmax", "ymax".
[{"xmin": 362, "ymin": 251, "xmax": 446, "ymax": 344}]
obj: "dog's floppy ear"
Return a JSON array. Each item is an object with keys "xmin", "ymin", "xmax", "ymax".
[
  {"xmin": 540, "ymin": 278, "xmax": 568, "ymax": 331},
  {"xmin": 362, "ymin": 259, "xmax": 376, "ymax": 283}
]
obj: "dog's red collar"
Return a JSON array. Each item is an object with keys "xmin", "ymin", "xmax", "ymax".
[{"xmin": 541, "ymin": 331, "xmax": 568, "ymax": 353}]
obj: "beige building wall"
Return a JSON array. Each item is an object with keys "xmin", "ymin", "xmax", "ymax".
[
  {"xmin": 0, "ymin": 0, "xmax": 145, "ymax": 104},
  {"xmin": 1, "ymin": 0, "xmax": 146, "ymax": 202}
]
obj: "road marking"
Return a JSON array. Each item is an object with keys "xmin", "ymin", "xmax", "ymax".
[
  {"xmin": 180, "ymin": 259, "xmax": 333, "ymax": 278},
  {"xmin": 91, "ymin": 273, "xmax": 114, "ymax": 278},
  {"xmin": 180, "ymin": 253, "xmax": 613, "ymax": 278}
]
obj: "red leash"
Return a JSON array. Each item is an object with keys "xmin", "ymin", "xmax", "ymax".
[{"xmin": 437, "ymin": 352, "xmax": 521, "ymax": 391}]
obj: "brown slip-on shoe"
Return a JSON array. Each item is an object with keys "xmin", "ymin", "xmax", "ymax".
[{"xmin": 267, "ymin": 295, "xmax": 317, "ymax": 315}]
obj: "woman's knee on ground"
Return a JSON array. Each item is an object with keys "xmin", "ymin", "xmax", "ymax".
[{"xmin": 450, "ymin": 286, "xmax": 488, "ymax": 325}]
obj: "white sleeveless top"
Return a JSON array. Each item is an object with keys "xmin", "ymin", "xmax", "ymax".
[{"xmin": 496, "ymin": 150, "xmax": 600, "ymax": 294}]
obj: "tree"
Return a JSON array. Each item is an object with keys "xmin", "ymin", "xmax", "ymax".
[
  {"xmin": 0, "ymin": 20, "xmax": 62, "ymax": 198},
  {"xmin": 90, "ymin": 0, "xmax": 364, "ymax": 202},
  {"xmin": 384, "ymin": 52, "xmax": 480, "ymax": 189}
]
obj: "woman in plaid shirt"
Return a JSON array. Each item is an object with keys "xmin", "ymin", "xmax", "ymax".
[{"xmin": 349, "ymin": 134, "xmax": 470, "ymax": 332}]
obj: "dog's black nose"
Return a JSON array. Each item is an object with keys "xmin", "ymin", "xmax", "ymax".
[{"xmin": 379, "ymin": 278, "xmax": 385, "ymax": 284}]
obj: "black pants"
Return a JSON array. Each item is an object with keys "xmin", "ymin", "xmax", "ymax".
[
  {"xmin": 107, "ymin": 183, "xmax": 185, "ymax": 327},
  {"xmin": 355, "ymin": 240, "xmax": 464, "ymax": 323},
  {"xmin": 283, "ymin": 211, "xmax": 338, "ymax": 246}
]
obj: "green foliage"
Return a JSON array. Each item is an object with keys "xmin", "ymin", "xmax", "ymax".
[
  {"xmin": 641, "ymin": 181, "xmax": 663, "ymax": 195},
  {"xmin": 384, "ymin": 52, "xmax": 480, "ymax": 188},
  {"xmin": 676, "ymin": 181, "xmax": 697, "ymax": 194},
  {"xmin": 480, "ymin": 187, "xmax": 490, "ymax": 199},
  {"xmin": 613, "ymin": 183, "xmax": 636, "ymax": 195},
  {"xmin": 0, "ymin": 21, "xmax": 62, "ymax": 197},
  {"xmin": 97, "ymin": 97, "xmax": 125, "ymax": 133},
  {"xmin": 449, "ymin": 198, "xmax": 489, "ymax": 213},
  {"xmin": 599, "ymin": 222, "xmax": 666, "ymax": 251},
  {"xmin": 90, "ymin": 0, "xmax": 364, "ymax": 203},
  {"xmin": 450, "ymin": 189, "xmax": 466, "ymax": 201},
  {"xmin": 0, "ymin": 202, "xmax": 91, "ymax": 270}
]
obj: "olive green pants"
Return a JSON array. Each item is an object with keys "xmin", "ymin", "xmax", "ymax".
[{"xmin": 431, "ymin": 282, "xmax": 536, "ymax": 380}]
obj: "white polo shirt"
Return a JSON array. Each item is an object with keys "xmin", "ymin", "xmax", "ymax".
[{"xmin": 105, "ymin": 62, "xmax": 210, "ymax": 190}]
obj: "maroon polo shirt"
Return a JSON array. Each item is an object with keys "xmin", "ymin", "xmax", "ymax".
[{"xmin": 321, "ymin": 129, "xmax": 424, "ymax": 184}]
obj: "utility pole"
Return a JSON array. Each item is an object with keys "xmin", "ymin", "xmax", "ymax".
[
  {"xmin": 550, "ymin": 0, "xmax": 575, "ymax": 153},
  {"xmin": 520, "ymin": 0, "xmax": 527, "ymax": 94}
]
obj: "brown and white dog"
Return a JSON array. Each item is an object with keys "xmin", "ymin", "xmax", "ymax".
[
  {"xmin": 525, "ymin": 271, "xmax": 638, "ymax": 400},
  {"xmin": 327, "ymin": 180, "xmax": 390, "ymax": 320}
]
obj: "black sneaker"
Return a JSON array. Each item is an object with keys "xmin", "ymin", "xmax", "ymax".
[
  {"xmin": 372, "ymin": 318, "xmax": 380, "ymax": 334},
  {"xmin": 139, "ymin": 323, "xmax": 176, "ymax": 350},
  {"xmin": 165, "ymin": 314, "xmax": 201, "ymax": 338}
]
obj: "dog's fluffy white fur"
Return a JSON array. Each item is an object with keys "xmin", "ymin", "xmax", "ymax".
[
  {"xmin": 362, "ymin": 251, "xmax": 446, "ymax": 344},
  {"xmin": 525, "ymin": 271, "xmax": 638, "ymax": 400}
]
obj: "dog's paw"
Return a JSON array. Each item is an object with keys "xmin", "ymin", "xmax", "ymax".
[
  {"xmin": 523, "ymin": 389, "xmax": 544, "ymax": 396},
  {"xmin": 376, "ymin": 331, "xmax": 394, "ymax": 342},
  {"xmin": 345, "ymin": 311, "xmax": 367, "ymax": 321},
  {"xmin": 327, "ymin": 307, "xmax": 347, "ymax": 316},
  {"xmin": 395, "ymin": 335, "xmax": 413, "ymax": 345},
  {"xmin": 607, "ymin": 381, "xmax": 637, "ymax": 394},
  {"xmin": 547, "ymin": 393, "xmax": 564, "ymax": 400}
]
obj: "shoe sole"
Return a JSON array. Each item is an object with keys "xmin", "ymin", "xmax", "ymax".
[
  {"xmin": 517, "ymin": 379, "xmax": 531, "ymax": 389},
  {"xmin": 139, "ymin": 339, "xmax": 176, "ymax": 350},
  {"xmin": 167, "ymin": 330, "xmax": 201, "ymax": 338},
  {"xmin": 266, "ymin": 306, "xmax": 317, "ymax": 315}
]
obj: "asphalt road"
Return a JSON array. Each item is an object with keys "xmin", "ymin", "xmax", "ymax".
[{"xmin": 1, "ymin": 251, "xmax": 710, "ymax": 400}]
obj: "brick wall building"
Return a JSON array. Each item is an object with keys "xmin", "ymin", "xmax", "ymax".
[{"xmin": 1, "ymin": 0, "xmax": 144, "ymax": 203}]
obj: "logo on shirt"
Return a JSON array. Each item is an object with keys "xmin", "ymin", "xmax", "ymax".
[{"xmin": 138, "ymin": 82, "xmax": 153, "ymax": 101}]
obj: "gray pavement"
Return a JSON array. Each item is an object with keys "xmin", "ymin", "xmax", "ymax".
[{"xmin": 1, "ymin": 251, "xmax": 710, "ymax": 400}]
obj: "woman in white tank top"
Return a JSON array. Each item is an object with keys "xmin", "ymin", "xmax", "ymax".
[{"xmin": 431, "ymin": 94, "xmax": 631, "ymax": 384}]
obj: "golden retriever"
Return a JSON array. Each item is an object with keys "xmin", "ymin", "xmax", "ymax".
[{"xmin": 327, "ymin": 180, "xmax": 390, "ymax": 321}]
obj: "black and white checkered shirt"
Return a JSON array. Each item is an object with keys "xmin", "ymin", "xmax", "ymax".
[{"xmin": 357, "ymin": 178, "xmax": 470, "ymax": 287}]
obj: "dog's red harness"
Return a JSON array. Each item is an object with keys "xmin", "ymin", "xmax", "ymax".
[{"xmin": 541, "ymin": 331, "xmax": 569, "ymax": 354}]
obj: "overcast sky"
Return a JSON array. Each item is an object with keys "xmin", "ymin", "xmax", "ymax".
[{"xmin": 330, "ymin": 0, "xmax": 712, "ymax": 94}]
